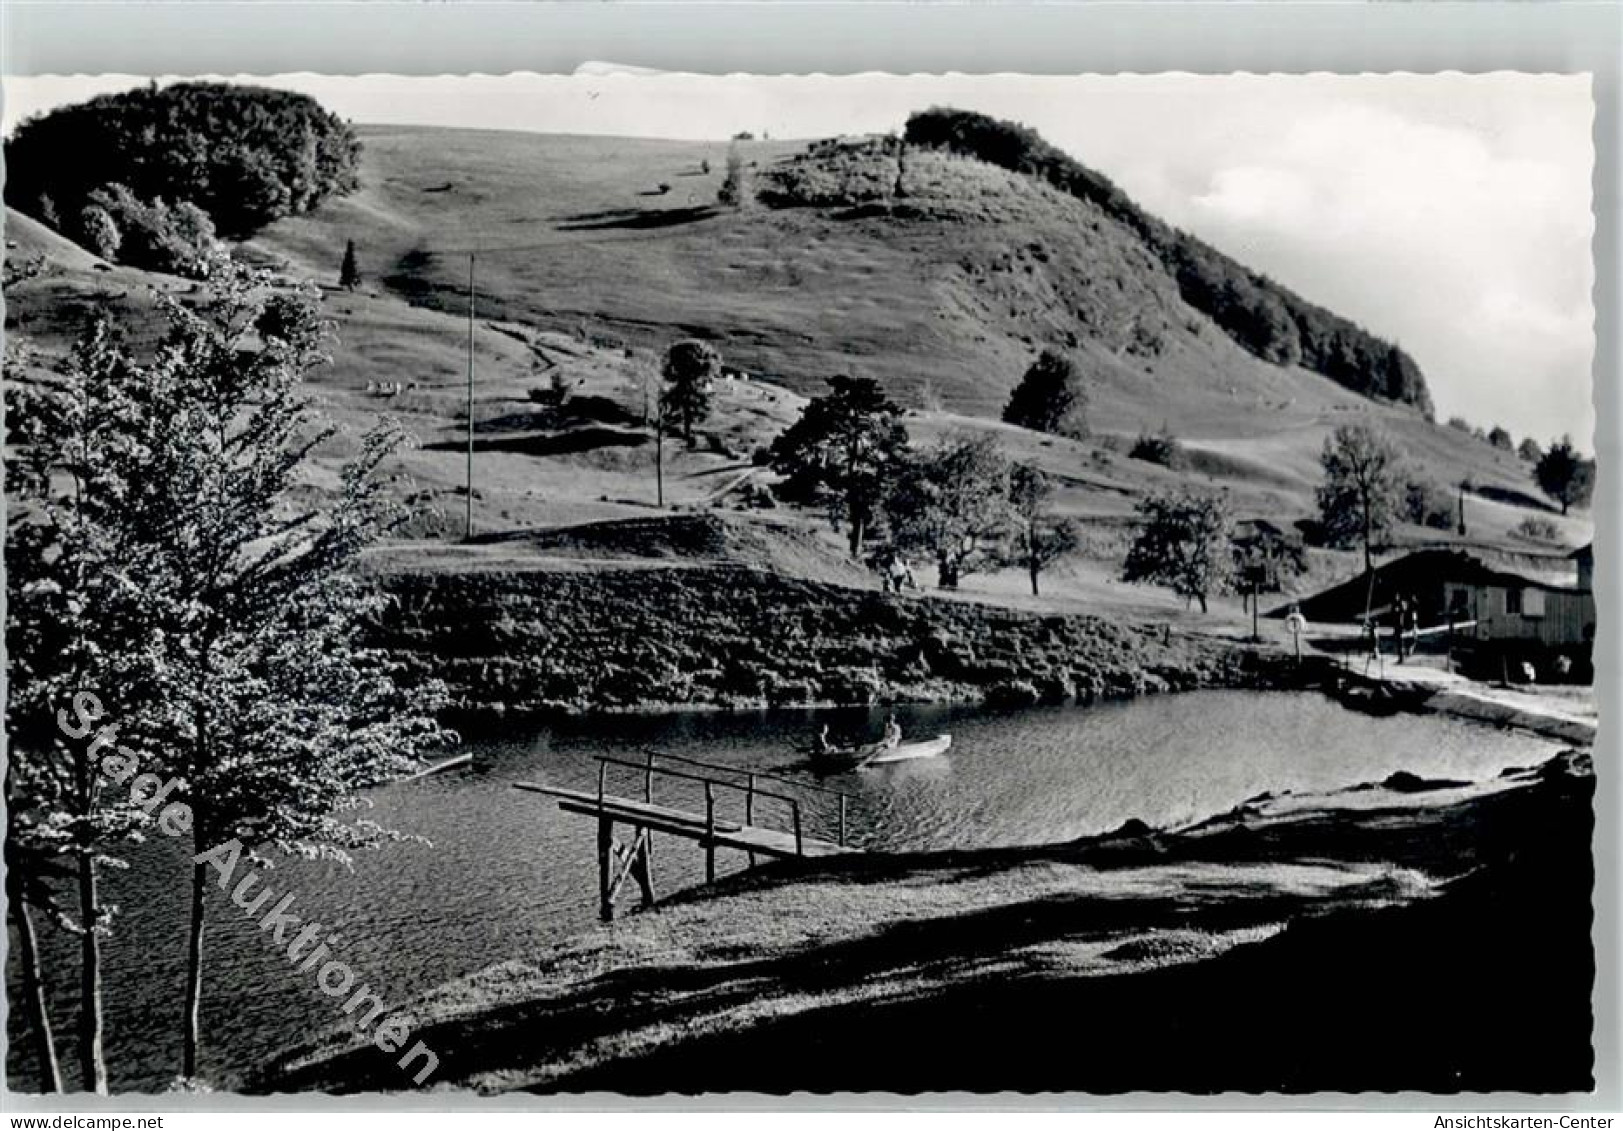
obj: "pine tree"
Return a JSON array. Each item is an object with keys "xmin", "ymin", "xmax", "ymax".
[
  {"xmin": 339, "ymin": 238, "xmax": 361, "ymax": 289},
  {"xmin": 769, "ymin": 376, "xmax": 909, "ymax": 557},
  {"xmin": 661, "ymin": 339, "xmax": 721, "ymax": 448}
]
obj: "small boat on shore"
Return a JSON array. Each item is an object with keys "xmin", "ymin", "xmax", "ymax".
[{"xmin": 806, "ymin": 733, "xmax": 953, "ymax": 771}]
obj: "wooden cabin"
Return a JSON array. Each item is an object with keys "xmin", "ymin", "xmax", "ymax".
[{"xmin": 1284, "ymin": 547, "xmax": 1596, "ymax": 648}]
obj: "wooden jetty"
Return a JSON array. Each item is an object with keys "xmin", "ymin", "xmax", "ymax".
[{"xmin": 515, "ymin": 750, "xmax": 855, "ymax": 921}]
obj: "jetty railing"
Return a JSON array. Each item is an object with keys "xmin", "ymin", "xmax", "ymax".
[
  {"xmin": 633, "ymin": 748, "xmax": 853, "ymax": 849},
  {"xmin": 517, "ymin": 750, "xmax": 858, "ymax": 920},
  {"xmin": 595, "ymin": 753, "xmax": 816, "ymax": 866}
]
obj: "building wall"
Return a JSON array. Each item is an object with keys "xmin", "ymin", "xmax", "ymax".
[{"xmin": 1444, "ymin": 581, "xmax": 1595, "ymax": 646}]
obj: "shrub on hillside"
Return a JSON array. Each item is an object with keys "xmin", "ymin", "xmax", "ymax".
[
  {"xmin": 79, "ymin": 204, "xmax": 122, "ymax": 260},
  {"xmin": 718, "ymin": 142, "xmax": 752, "ymax": 208},
  {"xmin": 1513, "ymin": 515, "xmax": 1563, "ymax": 545},
  {"xmin": 79, "ymin": 184, "xmax": 221, "ymax": 278},
  {"xmin": 1403, "ymin": 478, "xmax": 1455, "ymax": 530},
  {"xmin": 1129, "ymin": 425, "xmax": 1184, "ymax": 469},
  {"xmin": 2, "ymin": 252, "xmax": 47, "ymax": 288},
  {"xmin": 1002, "ymin": 348, "xmax": 1088, "ymax": 438},
  {"xmin": 5, "ymin": 80, "xmax": 361, "ymax": 240}
]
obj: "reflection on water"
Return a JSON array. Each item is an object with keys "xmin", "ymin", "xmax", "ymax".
[{"xmin": 7, "ymin": 691, "xmax": 1560, "ymax": 1091}]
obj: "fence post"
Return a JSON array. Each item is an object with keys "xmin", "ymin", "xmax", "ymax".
[
  {"xmin": 792, "ymin": 801, "xmax": 804, "ymax": 857},
  {"xmin": 704, "ymin": 781, "xmax": 716, "ymax": 883},
  {"xmin": 838, "ymin": 795, "xmax": 847, "ymax": 848},
  {"xmin": 597, "ymin": 760, "xmax": 607, "ymax": 807},
  {"xmin": 643, "ymin": 749, "xmax": 655, "ymax": 804}
]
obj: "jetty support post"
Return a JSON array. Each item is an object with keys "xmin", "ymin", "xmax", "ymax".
[
  {"xmin": 641, "ymin": 750, "xmax": 656, "ymax": 886},
  {"xmin": 745, "ymin": 774, "xmax": 757, "ymax": 868},
  {"xmin": 631, "ymin": 831, "xmax": 657, "ymax": 909},
  {"xmin": 596, "ymin": 814, "xmax": 614, "ymax": 922},
  {"xmin": 602, "ymin": 829, "xmax": 655, "ymax": 913},
  {"xmin": 704, "ymin": 781, "xmax": 716, "ymax": 883}
]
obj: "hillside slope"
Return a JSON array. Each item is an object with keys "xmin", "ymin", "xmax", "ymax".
[
  {"xmin": 243, "ymin": 127, "xmax": 1410, "ymax": 434},
  {"xmin": 5, "ymin": 123, "xmax": 1590, "ymax": 601},
  {"xmin": 234, "ymin": 128, "xmax": 1559, "ymax": 499}
]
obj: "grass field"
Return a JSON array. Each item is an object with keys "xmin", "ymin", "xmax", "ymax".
[{"xmin": 3, "ymin": 124, "xmax": 1593, "ymax": 617}]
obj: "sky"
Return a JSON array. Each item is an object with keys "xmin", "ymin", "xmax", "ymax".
[{"xmin": 2, "ymin": 70, "xmax": 1597, "ymax": 448}]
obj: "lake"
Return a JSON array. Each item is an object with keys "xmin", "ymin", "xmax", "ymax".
[{"xmin": 7, "ymin": 690, "xmax": 1562, "ymax": 1091}]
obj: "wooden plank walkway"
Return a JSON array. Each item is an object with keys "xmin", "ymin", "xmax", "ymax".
[
  {"xmin": 515, "ymin": 782, "xmax": 854, "ymax": 860},
  {"xmin": 514, "ymin": 755, "xmax": 857, "ymax": 921}
]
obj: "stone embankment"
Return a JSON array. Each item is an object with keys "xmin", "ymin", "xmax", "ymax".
[{"xmin": 374, "ymin": 563, "xmax": 1289, "ymax": 714}]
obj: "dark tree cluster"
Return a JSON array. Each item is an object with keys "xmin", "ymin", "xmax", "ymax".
[
  {"xmin": 1535, "ymin": 437, "xmax": 1596, "ymax": 516},
  {"xmin": 767, "ymin": 376, "xmax": 910, "ymax": 556},
  {"xmin": 5, "ymin": 81, "xmax": 362, "ymax": 245},
  {"xmin": 904, "ymin": 107, "xmax": 1435, "ymax": 417},
  {"xmin": 1129, "ymin": 424, "xmax": 1185, "ymax": 470},
  {"xmin": 78, "ymin": 184, "xmax": 221, "ymax": 278},
  {"xmin": 1002, "ymin": 348, "xmax": 1088, "ymax": 438}
]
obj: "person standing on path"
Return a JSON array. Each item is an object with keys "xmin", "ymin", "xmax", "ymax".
[{"xmin": 1284, "ymin": 605, "xmax": 1308, "ymax": 665}]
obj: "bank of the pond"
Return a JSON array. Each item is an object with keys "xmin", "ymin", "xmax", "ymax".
[
  {"xmin": 259, "ymin": 748, "xmax": 1594, "ymax": 1095},
  {"xmin": 374, "ymin": 563, "xmax": 1294, "ymax": 714}
]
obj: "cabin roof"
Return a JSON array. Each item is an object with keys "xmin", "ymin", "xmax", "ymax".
[{"xmin": 1275, "ymin": 547, "xmax": 1583, "ymax": 621}]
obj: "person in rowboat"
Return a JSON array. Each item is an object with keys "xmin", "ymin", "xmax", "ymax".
[{"xmin": 881, "ymin": 713, "xmax": 902, "ymax": 750}]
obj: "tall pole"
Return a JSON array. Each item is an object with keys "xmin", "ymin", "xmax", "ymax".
[{"xmin": 465, "ymin": 253, "xmax": 475, "ymax": 541}]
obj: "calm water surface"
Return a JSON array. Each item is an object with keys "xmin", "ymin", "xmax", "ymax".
[{"xmin": 8, "ymin": 691, "xmax": 1561, "ymax": 1090}]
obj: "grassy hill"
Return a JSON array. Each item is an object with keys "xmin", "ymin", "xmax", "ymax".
[
  {"xmin": 244, "ymin": 127, "xmax": 1404, "ymax": 431},
  {"xmin": 3, "ymin": 123, "xmax": 1592, "ymax": 620}
]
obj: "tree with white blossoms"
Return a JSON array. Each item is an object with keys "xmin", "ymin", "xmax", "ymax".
[
  {"xmin": 5, "ymin": 265, "xmax": 451, "ymax": 1088},
  {"xmin": 7, "ymin": 324, "xmax": 174, "ymax": 1093}
]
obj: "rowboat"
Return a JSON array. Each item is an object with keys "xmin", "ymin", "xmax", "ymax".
[
  {"xmin": 807, "ymin": 733, "xmax": 952, "ymax": 771},
  {"xmin": 860, "ymin": 734, "xmax": 952, "ymax": 766}
]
